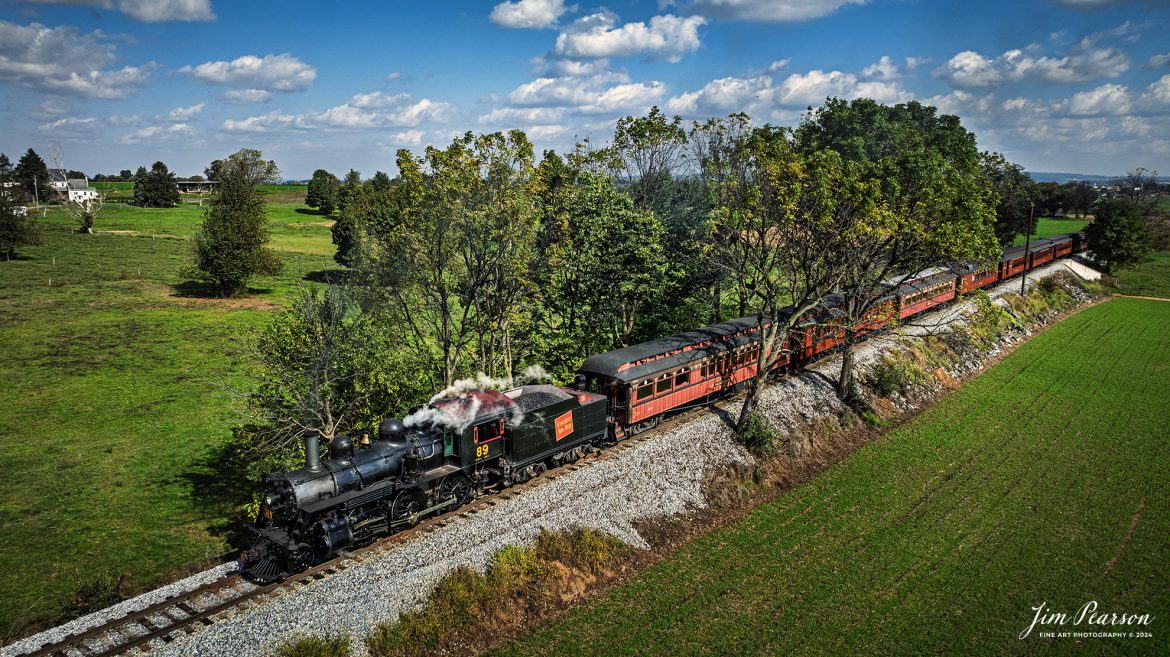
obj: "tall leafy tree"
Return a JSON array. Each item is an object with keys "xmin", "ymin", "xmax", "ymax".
[
  {"xmin": 14, "ymin": 148, "xmax": 50, "ymax": 203},
  {"xmin": 1085, "ymin": 197, "xmax": 1152, "ymax": 273},
  {"xmin": 0, "ymin": 185, "xmax": 41, "ymax": 259},
  {"xmin": 337, "ymin": 169, "xmax": 364, "ymax": 215},
  {"xmin": 363, "ymin": 132, "xmax": 540, "ymax": 385},
  {"xmin": 607, "ymin": 106, "xmax": 688, "ymax": 214},
  {"xmin": 981, "ymin": 151, "xmax": 1036, "ymax": 246},
  {"xmin": 183, "ymin": 149, "xmax": 283, "ymax": 296},
  {"xmin": 795, "ymin": 98, "xmax": 998, "ymax": 401},
  {"xmin": 305, "ymin": 168, "xmax": 341, "ymax": 214},
  {"xmin": 704, "ymin": 124, "xmax": 851, "ymax": 432},
  {"xmin": 0, "ymin": 154, "xmax": 13, "ymax": 182},
  {"xmin": 134, "ymin": 161, "xmax": 180, "ymax": 207}
]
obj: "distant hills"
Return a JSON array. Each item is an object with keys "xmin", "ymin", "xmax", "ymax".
[{"xmin": 1030, "ymin": 171, "xmax": 1170, "ymax": 185}]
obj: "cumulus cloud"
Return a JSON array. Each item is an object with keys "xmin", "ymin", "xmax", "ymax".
[
  {"xmin": 1066, "ymin": 83, "xmax": 1132, "ymax": 115},
  {"xmin": 393, "ymin": 129, "xmax": 425, "ymax": 145},
  {"xmin": 478, "ymin": 106, "xmax": 567, "ymax": 124},
  {"xmin": 666, "ymin": 0, "xmax": 867, "ymax": 22},
  {"xmin": 26, "ymin": 0, "xmax": 214, "ymax": 22},
  {"xmin": 775, "ymin": 69, "xmax": 905, "ymax": 105},
  {"xmin": 555, "ymin": 11, "xmax": 705, "ymax": 63},
  {"xmin": 1149, "ymin": 53, "xmax": 1170, "ymax": 68},
  {"xmin": 121, "ymin": 122, "xmax": 196, "ymax": 144},
  {"xmin": 665, "ymin": 75, "xmax": 773, "ymax": 115},
  {"xmin": 37, "ymin": 116, "xmax": 101, "ymax": 140},
  {"xmin": 222, "ymin": 88, "xmax": 272, "ymax": 104},
  {"xmin": 526, "ymin": 124, "xmax": 569, "ymax": 139},
  {"xmin": 937, "ymin": 40, "xmax": 1129, "ymax": 88},
  {"xmin": 1145, "ymin": 74, "xmax": 1170, "ymax": 105},
  {"xmin": 0, "ymin": 20, "xmax": 154, "ymax": 98},
  {"xmin": 167, "ymin": 102, "xmax": 205, "ymax": 121},
  {"xmin": 221, "ymin": 93, "xmax": 454, "ymax": 133},
  {"xmin": 179, "ymin": 53, "xmax": 317, "ymax": 92},
  {"xmin": 580, "ymin": 81, "xmax": 666, "ymax": 114},
  {"xmin": 490, "ymin": 0, "xmax": 570, "ymax": 29}
]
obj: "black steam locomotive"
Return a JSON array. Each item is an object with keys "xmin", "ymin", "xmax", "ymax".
[{"xmin": 240, "ymin": 384, "xmax": 608, "ymax": 582}]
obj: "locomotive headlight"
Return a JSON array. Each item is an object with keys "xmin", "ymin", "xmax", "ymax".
[{"xmin": 264, "ymin": 490, "xmax": 283, "ymax": 508}]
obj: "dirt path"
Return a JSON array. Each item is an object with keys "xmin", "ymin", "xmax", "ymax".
[{"xmin": 1116, "ymin": 294, "xmax": 1170, "ymax": 302}]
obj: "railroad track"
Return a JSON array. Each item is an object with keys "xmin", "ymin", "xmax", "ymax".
[{"xmin": 12, "ymin": 424, "xmax": 670, "ymax": 657}]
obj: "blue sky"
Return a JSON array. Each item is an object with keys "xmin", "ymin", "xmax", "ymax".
[{"xmin": 1, "ymin": 0, "xmax": 1168, "ymax": 179}]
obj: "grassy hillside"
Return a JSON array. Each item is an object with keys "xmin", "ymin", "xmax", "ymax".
[
  {"xmin": 0, "ymin": 202, "xmax": 337, "ymax": 638},
  {"xmin": 496, "ymin": 298, "xmax": 1170, "ymax": 657},
  {"xmin": 1010, "ymin": 216, "xmax": 1089, "ymax": 246},
  {"xmin": 1110, "ymin": 251, "xmax": 1170, "ymax": 299}
]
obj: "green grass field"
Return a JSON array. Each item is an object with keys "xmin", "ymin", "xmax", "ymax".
[
  {"xmin": 1010, "ymin": 216, "xmax": 1089, "ymax": 246},
  {"xmin": 0, "ymin": 200, "xmax": 336, "ymax": 637},
  {"xmin": 32, "ymin": 189, "xmax": 334, "ymax": 256},
  {"xmin": 1110, "ymin": 251, "xmax": 1170, "ymax": 299},
  {"xmin": 495, "ymin": 298, "xmax": 1170, "ymax": 657}
]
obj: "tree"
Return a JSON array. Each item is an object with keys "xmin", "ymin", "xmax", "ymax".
[
  {"xmin": 608, "ymin": 106, "xmax": 688, "ymax": 214},
  {"xmin": 703, "ymin": 124, "xmax": 851, "ymax": 433},
  {"xmin": 1066, "ymin": 181, "xmax": 1096, "ymax": 218},
  {"xmin": 0, "ymin": 185, "xmax": 41, "ymax": 259},
  {"xmin": 337, "ymin": 169, "xmax": 363, "ymax": 214},
  {"xmin": 184, "ymin": 150, "xmax": 283, "ymax": 297},
  {"xmin": 794, "ymin": 99, "xmax": 999, "ymax": 402},
  {"xmin": 134, "ymin": 161, "xmax": 180, "ymax": 207},
  {"xmin": 131, "ymin": 166, "xmax": 147, "ymax": 206},
  {"xmin": 50, "ymin": 145, "xmax": 105, "ymax": 233},
  {"xmin": 0, "ymin": 154, "xmax": 13, "ymax": 182},
  {"xmin": 14, "ymin": 148, "xmax": 50, "ymax": 203},
  {"xmin": 118, "ymin": 169, "xmax": 133, "ymax": 181},
  {"xmin": 361, "ymin": 132, "xmax": 540, "ymax": 386},
  {"xmin": 1084, "ymin": 197, "xmax": 1152, "ymax": 273},
  {"xmin": 206, "ymin": 149, "xmax": 279, "ymax": 187},
  {"xmin": 981, "ymin": 152, "xmax": 1036, "ymax": 246},
  {"xmin": 305, "ymin": 168, "xmax": 341, "ymax": 214}
]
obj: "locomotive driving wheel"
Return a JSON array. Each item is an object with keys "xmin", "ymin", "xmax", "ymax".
[
  {"xmin": 391, "ymin": 490, "xmax": 426, "ymax": 528},
  {"xmin": 438, "ymin": 473, "xmax": 474, "ymax": 509}
]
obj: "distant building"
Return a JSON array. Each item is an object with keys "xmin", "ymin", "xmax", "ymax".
[
  {"xmin": 177, "ymin": 180, "xmax": 218, "ymax": 194},
  {"xmin": 66, "ymin": 178, "xmax": 100, "ymax": 204},
  {"xmin": 48, "ymin": 169, "xmax": 69, "ymax": 194}
]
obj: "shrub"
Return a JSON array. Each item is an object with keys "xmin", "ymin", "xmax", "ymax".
[
  {"xmin": 63, "ymin": 572, "xmax": 129, "ymax": 621},
  {"xmin": 366, "ymin": 530, "xmax": 628, "ymax": 657},
  {"xmin": 736, "ymin": 413, "xmax": 778, "ymax": 456},
  {"xmin": 865, "ymin": 351, "xmax": 932, "ymax": 397},
  {"xmin": 272, "ymin": 634, "xmax": 350, "ymax": 657}
]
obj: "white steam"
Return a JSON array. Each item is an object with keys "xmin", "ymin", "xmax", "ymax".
[{"xmin": 403, "ymin": 364, "xmax": 553, "ymax": 432}]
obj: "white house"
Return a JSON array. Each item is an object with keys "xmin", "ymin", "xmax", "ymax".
[{"xmin": 66, "ymin": 178, "xmax": 99, "ymax": 204}]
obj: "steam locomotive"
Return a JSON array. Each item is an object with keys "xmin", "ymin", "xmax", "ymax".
[
  {"xmin": 241, "ymin": 385, "xmax": 607, "ymax": 581},
  {"xmin": 241, "ymin": 232, "xmax": 1088, "ymax": 582}
]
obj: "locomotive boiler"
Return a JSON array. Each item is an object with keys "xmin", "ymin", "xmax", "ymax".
[{"xmin": 240, "ymin": 384, "xmax": 608, "ymax": 582}]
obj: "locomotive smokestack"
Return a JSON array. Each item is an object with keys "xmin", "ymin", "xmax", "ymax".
[{"xmin": 305, "ymin": 429, "xmax": 322, "ymax": 471}]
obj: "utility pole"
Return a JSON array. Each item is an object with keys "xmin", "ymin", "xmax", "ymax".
[{"xmin": 1020, "ymin": 202, "xmax": 1034, "ymax": 295}]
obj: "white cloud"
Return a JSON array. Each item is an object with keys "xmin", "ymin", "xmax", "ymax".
[
  {"xmin": 581, "ymin": 81, "xmax": 666, "ymax": 114},
  {"xmin": 37, "ymin": 116, "xmax": 101, "ymax": 140},
  {"xmin": 1119, "ymin": 116, "xmax": 1151, "ymax": 137},
  {"xmin": 478, "ymin": 107, "xmax": 567, "ymax": 124},
  {"xmin": 665, "ymin": 75, "xmax": 772, "ymax": 115},
  {"xmin": 222, "ymin": 88, "xmax": 272, "ymax": 104},
  {"xmin": 348, "ymin": 91, "xmax": 412, "ymax": 109},
  {"xmin": 393, "ymin": 129, "xmax": 425, "ymax": 146},
  {"xmin": 491, "ymin": 0, "xmax": 570, "ymax": 29},
  {"xmin": 1066, "ymin": 83, "xmax": 1131, "ymax": 115},
  {"xmin": 768, "ymin": 59, "xmax": 790, "ymax": 73},
  {"xmin": 0, "ymin": 20, "xmax": 154, "ymax": 99},
  {"xmin": 508, "ymin": 76, "xmax": 597, "ymax": 106},
  {"xmin": 179, "ymin": 53, "xmax": 317, "ymax": 92},
  {"xmin": 386, "ymin": 71, "xmax": 402, "ymax": 81},
  {"xmin": 526, "ymin": 124, "xmax": 569, "ymax": 139},
  {"xmin": 1052, "ymin": 0, "xmax": 1136, "ymax": 8},
  {"xmin": 26, "ymin": 0, "xmax": 214, "ymax": 22},
  {"xmin": 221, "ymin": 93, "xmax": 454, "ymax": 134},
  {"xmin": 937, "ymin": 40, "xmax": 1129, "ymax": 88},
  {"xmin": 775, "ymin": 69, "xmax": 905, "ymax": 105},
  {"xmin": 1149, "ymin": 53, "xmax": 1170, "ymax": 68},
  {"xmin": 222, "ymin": 111, "xmax": 307, "ymax": 133},
  {"xmin": 121, "ymin": 122, "xmax": 196, "ymax": 144},
  {"xmin": 862, "ymin": 55, "xmax": 898, "ymax": 80},
  {"xmin": 1144, "ymin": 74, "xmax": 1170, "ymax": 105},
  {"xmin": 555, "ymin": 12, "xmax": 705, "ymax": 63},
  {"xmin": 167, "ymin": 102, "xmax": 205, "ymax": 121},
  {"xmin": 666, "ymin": 0, "xmax": 867, "ymax": 22}
]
